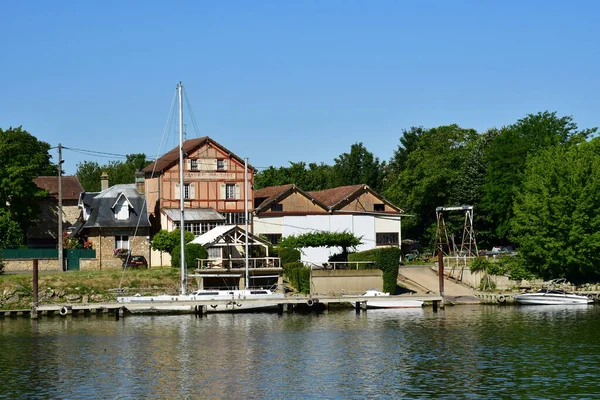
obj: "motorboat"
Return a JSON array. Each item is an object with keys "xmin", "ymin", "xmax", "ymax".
[
  {"xmin": 514, "ymin": 279, "xmax": 593, "ymax": 305},
  {"xmin": 350, "ymin": 289, "xmax": 424, "ymax": 309}
]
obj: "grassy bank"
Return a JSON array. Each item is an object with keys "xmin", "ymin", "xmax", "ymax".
[{"xmin": 0, "ymin": 268, "xmax": 185, "ymax": 310}]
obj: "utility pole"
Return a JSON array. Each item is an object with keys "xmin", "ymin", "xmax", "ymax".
[{"xmin": 58, "ymin": 144, "xmax": 64, "ymax": 271}]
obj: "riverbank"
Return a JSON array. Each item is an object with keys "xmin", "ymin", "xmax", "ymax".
[{"xmin": 0, "ymin": 268, "xmax": 183, "ymax": 310}]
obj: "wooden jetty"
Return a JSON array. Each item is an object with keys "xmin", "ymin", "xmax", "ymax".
[{"xmin": 0, "ymin": 294, "xmax": 444, "ymax": 319}]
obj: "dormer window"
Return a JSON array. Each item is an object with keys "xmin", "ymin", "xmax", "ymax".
[{"xmin": 112, "ymin": 193, "xmax": 132, "ymax": 220}]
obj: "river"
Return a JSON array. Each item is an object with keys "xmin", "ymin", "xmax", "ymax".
[{"xmin": 1, "ymin": 305, "xmax": 599, "ymax": 399}]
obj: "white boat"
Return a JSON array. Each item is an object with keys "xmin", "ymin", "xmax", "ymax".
[
  {"xmin": 514, "ymin": 279, "xmax": 593, "ymax": 305},
  {"xmin": 351, "ymin": 290, "xmax": 424, "ymax": 309},
  {"xmin": 116, "ymin": 83, "xmax": 284, "ymax": 314}
]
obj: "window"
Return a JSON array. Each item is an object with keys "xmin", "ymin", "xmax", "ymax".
[
  {"xmin": 217, "ymin": 159, "xmax": 225, "ymax": 171},
  {"xmin": 115, "ymin": 202, "xmax": 129, "ymax": 220},
  {"xmin": 226, "ymin": 184, "xmax": 236, "ymax": 199},
  {"xmin": 208, "ymin": 247, "xmax": 221, "ymax": 259},
  {"xmin": 376, "ymin": 232, "xmax": 399, "ymax": 246},
  {"xmin": 270, "ymin": 203, "xmax": 283, "ymax": 212},
  {"xmin": 176, "ymin": 183, "xmax": 195, "ymax": 199},
  {"xmin": 374, "ymin": 203, "xmax": 385, "ymax": 212},
  {"xmin": 190, "ymin": 159, "xmax": 198, "ymax": 171},
  {"xmin": 184, "ymin": 183, "xmax": 190, "ymax": 199},
  {"xmin": 176, "ymin": 221, "xmax": 224, "ymax": 236},
  {"xmin": 264, "ymin": 234, "xmax": 282, "ymax": 245},
  {"xmin": 115, "ymin": 235, "xmax": 129, "ymax": 250},
  {"xmin": 223, "ymin": 212, "xmax": 249, "ymax": 225}
]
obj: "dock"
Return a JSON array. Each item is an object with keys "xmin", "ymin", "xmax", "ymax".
[{"xmin": 0, "ymin": 294, "xmax": 444, "ymax": 319}]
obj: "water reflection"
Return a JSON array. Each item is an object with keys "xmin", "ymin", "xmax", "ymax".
[{"xmin": 1, "ymin": 306, "xmax": 600, "ymax": 399}]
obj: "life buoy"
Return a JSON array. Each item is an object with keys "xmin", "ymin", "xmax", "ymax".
[
  {"xmin": 59, "ymin": 306, "xmax": 70, "ymax": 316},
  {"xmin": 307, "ymin": 299, "xmax": 314, "ymax": 307},
  {"xmin": 497, "ymin": 294, "xmax": 506, "ymax": 303},
  {"xmin": 587, "ymin": 294, "xmax": 594, "ymax": 301}
]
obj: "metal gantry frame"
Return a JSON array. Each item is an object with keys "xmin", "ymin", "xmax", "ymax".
[{"xmin": 433, "ymin": 206, "xmax": 479, "ymax": 257}]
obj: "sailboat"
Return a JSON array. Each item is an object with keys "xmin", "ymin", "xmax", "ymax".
[{"xmin": 116, "ymin": 82, "xmax": 283, "ymax": 313}]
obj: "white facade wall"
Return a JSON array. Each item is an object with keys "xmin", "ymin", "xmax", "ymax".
[{"xmin": 254, "ymin": 214, "xmax": 399, "ymax": 264}]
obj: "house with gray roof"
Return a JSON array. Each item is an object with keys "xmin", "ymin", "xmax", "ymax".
[{"xmin": 70, "ymin": 179, "xmax": 151, "ymax": 269}]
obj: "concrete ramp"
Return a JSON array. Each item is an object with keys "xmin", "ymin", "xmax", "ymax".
[{"xmin": 398, "ymin": 265, "xmax": 480, "ymax": 303}]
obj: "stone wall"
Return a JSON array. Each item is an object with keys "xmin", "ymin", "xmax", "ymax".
[
  {"xmin": 311, "ymin": 269, "xmax": 383, "ymax": 295},
  {"xmin": 3, "ymin": 259, "xmax": 61, "ymax": 272}
]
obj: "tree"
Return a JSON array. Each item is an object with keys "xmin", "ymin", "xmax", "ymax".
[
  {"xmin": 279, "ymin": 231, "xmax": 362, "ymax": 261},
  {"xmin": 384, "ymin": 124, "xmax": 479, "ymax": 246},
  {"xmin": 512, "ymin": 139, "xmax": 600, "ymax": 281},
  {"xmin": 0, "ymin": 210, "xmax": 24, "ymax": 249},
  {"xmin": 482, "ymin": 111, "xmax": 595, "ymax": 243},
  {"xmin": 332, "ymin": 143, "xmax": 382, "ymax": 191},
  {"xmin": 171, "ymin": 243, "xmax": 208, "ymax": 268},
  {"xmin": 76, "ymin": 153, "xmax": 151, "ymax": 192},
  {"xmin": 255, "ymin": 162, "xmax": 334, "ymax": 191},
  {"xmin": 0, "ymin": 126, "xmax": 57, "ymax": 237},
  {"xmin": 151, "ymin": 229, "xmax": 194, "ymax": 254}
]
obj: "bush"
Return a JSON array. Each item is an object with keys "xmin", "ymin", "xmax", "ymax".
[
  {"xmin": 0, "ymin": 259, "xmax": 4, "ymax": 275},
  {"xmin": 279, "ymin": 247, "xmax": 301, "ymax": 265},
  {"xmin": 498, "ymin": 256, "xmax": 535, "ymax": 281},
  {"xmin": 348, "ymin": 247, "xmax": 401, "ymax": 294},
  {"xmin": 171, "ymin": 243, "xmax": 208, "ymax": 269},
  {"xmin": 469, "ymin": 257, "xmax": 493, "ymax": 273},
  {"xmin": 283, "ymin": 261, "xmax": 310, "ymax": 294}
]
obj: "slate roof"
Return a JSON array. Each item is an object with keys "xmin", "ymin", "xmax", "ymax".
[
  {"xmin": 77, "ymin": 184, "xmax": 151, "ymax": 230},
  {"xmin": 144, "ymin": 137, "xmax": 257, "ymax": 175},
  {"xmin": 34, "ymin": 176, "xmax": 84, "ymax": 200}
]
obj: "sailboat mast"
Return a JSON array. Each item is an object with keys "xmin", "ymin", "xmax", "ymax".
[
  {"xmin": 178, "ymin": 82, "xmax": 187, "ymax": 295},
  {"xmin": 244, "ymin": 157, "xmax": 249, "ymax": 290}
]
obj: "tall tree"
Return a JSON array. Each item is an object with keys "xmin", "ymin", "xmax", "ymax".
[
  {"xmin": 76, "ymin": 153, "xmax": 151, "ymax": 192},
  {"xmin": 512, "ymin": 139, "xmax": 600, "ymax": 281},
  {"xmin": 255, "ymin": 162, "xmax": 334, "ymax": 191},
  {"xmin": 0, "ymin": 126, "xmax": 57, "ymax": 237},
  {"xmin": 332, "ymin": 142, "xmax": 382, "ymax": 191},
  {"xmin": 482, "ymin": 111, "xmax": 596, "ymax": 243},
  {"xmin": 384, "ymin": 124, "xmax": 478, "ymax": 246}
]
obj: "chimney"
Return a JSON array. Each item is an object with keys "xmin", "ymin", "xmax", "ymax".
[
  {"xmin": 101, "ymin": 172, "xmax": 109, "ymax": 191},
  {"xmin": 135, "ymin": 170, "xmax": 145, "ymax": 194}
]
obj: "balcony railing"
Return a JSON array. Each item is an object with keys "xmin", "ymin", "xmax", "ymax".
[{"xmin": 197, "ymin": 257, "xmax": 281, "ymax": 270}]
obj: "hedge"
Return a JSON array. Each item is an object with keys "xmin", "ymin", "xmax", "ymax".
[
  {"xmin": 283, "ymin": 261, "xmax": 310, "ymax": 294},
  {"xmin": 279, "ymin": 247, "xmax": 301, "ymax": 265},
  {"xmin": 348, "ymin": 247, "xmax": 401, "ymax": 294},
  {"xmin": 171, "ymin": 243, "xmax": 208, "ymax": 268}
]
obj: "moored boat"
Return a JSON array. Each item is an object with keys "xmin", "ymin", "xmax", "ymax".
[
  {"xmin": 514, "ymin": 279, "xmax": 593, "ymax": 305},
  {"xmin": 350, "ymin": 289, "xmax": 424, "ymax": 309}
]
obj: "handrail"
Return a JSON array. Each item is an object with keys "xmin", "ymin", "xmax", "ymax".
[{"xmin": 197, "ymin": 257, "xmax": 281, "ymax": 270}]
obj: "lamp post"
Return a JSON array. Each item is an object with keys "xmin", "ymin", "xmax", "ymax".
[{"xmin": 57, "ymin": 144, "xmax": 64, "ymax": 271}]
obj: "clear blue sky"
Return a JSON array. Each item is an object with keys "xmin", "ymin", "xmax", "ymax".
[{"xmin": 2, "ymin": 1, "xmax": 599, "ymax": 175}]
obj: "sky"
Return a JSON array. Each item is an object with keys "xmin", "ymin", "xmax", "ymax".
[{"xmin": 2, "ymin": 1, "xmax": 599, "ymax": 175}]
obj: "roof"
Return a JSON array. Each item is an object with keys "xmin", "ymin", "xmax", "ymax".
[
  {"xmin": 34, "ymin": 176, "xmax": 84, "ymax": 200},
  {"xmin": 308, "ymin": 184, "xmax": 365, "ymax": 207},
  {"xmin": 144, "ymin": 136, "xmax": 257, "ymax": 175},
  {"xmin": 190, "ymin": 224, "xmax": 270, "ymax": 247},
  {"xmin": 190, "ymin": 225, "xmax": 237, "ymax": 245},
  {"xmin": 76, "ymin": 184, "xmax": 151, "ymax": 230},
  {"xmin": 253, "ymin": 184, "xmax": 328, "ymax": 212},
  {"xmin": 163, "ymin": 208, "xmax": 225, "ymax": 222}
]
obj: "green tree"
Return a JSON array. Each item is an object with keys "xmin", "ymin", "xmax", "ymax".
[
  {"xmin": 384, "ymin": 124, "xmax": 478, "ymax": 246},
  {"xmin": 0, "ymin": 210, "xmax": 24, "ymax": 249},
  {"xmin": 279, "ymin": 231, "xmax": 362, "ymax": 261},
  {"xmin": 171, "ymin": 243, "xmax": 208, "ymax": 268},
  {"xmin": 151, "ymin": 229, "xmax": 194, "ymax": 254},
  {"xmin": 482, "ymin": 111, "xmax": 595, "ymax": 243},
  {"xmin": 0, "ymin": 126, "xmax": 57, "ymax": 237},
  {"xmin": 512, "ymin": 139, "xmax": 600, "ymax": 281},
  {"xmin": 255, "ymin": 161, "xmax": 334, "ymax": 191},
  {"xmin": 332, "ymin": 142, "xmax": 383, "ymax": 191},
  {"xmin": 76, "ymin": 153, "xmax": 151, "ymax": 192}
]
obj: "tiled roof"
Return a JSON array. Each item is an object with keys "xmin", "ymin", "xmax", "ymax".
[
  {"xmin": 253, "ymin": 184, "xmax": 295, "ymax": 209},
  {"xmin": 143, "ymin": 136, "xmax": 256, "ymax": 175},
  {"xmin": 34, "ymin": 176, "xmax": 84, "ymax": 200},
  {"xmin": 308, "ymin": 184, "xmax": 365, "ymax": 207}
]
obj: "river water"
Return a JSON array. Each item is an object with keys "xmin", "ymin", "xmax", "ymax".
[{"xmin": 1, "ymin": 305, "xmax": 599, "ymax": 399}]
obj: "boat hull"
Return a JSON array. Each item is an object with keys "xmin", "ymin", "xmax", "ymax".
[{"xmin": 514, "ymin": 293, "xmax": 592, "ymax": 305}]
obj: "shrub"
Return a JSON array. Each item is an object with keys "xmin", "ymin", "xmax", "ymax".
[
  {"xmin": 348, "ymin": 247, "xmax": 401, "ymax": 294},
  {"xmin": 283, "ymin": 261, "xmax": 310, "ymax": 294},
  {"xmin": 0, "ymin": 259, "xmax": 4, "ymax": 275},
  {"xmin": 469, "ymin": 257, "xmax": 493, "ymax": 273},
  {"xmin": 171, "ymin": 243, "xmax": 208, "ymax": 269},
  {"xmin": 279, "ymin": 247, "xmax": 301, "ymax": 265}
]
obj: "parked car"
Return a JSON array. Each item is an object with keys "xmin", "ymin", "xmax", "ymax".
[{"xmin": 123, "ymin": 255, "xmax": 148, "ymax": 269}]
